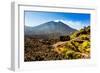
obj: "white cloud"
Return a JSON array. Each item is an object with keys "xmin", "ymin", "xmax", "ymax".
[
  {"xmin": 54, "ymin": 19, "xmax": 89, "ymax": 30},
  {"xmin": 54, "ymin": 20, "xmax": 61, "ymax": 22}
]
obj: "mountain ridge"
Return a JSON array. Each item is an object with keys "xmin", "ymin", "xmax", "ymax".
[{"xmin": 25, "ymin": 21, "xmax": 77, "ymax": 39}]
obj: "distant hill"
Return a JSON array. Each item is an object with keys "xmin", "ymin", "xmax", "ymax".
[{"xmin": 25, "ymin": 21, "xmax": 77, "ymax": 39}]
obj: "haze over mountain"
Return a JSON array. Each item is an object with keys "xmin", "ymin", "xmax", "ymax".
[{"xmin": 25, "ymin": 21, "xmax": 77, "ymax": 39}]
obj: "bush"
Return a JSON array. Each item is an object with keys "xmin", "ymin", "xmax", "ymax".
[
  {"xmin": 78, "ymin": 41, "xmax": 90, "ymax": 53},
  {"xmin": 82, "ymin": 41, "xmax": 90, "ymax": 49},
  {"xmin": 60, "ymin": 35, "xmax": 70, "ymax": 41},
  {"xmin": 70, "ymin": 31, "xmax": 78, "ymax": 39},
  {"xmin": 79, "ymin": 35, "xmax": 89, "ymax": 40}
]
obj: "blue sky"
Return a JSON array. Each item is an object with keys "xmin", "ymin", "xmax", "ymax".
[{"xmin": 24, "ymin": 11, "xmax": 90, "ymax": 30}]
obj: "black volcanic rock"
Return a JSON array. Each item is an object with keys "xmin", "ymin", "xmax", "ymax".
[{"xmin": 25, "ymin": 21, "xmax": 77, "ymax": 39}]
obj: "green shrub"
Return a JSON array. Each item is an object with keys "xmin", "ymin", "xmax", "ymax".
[
  {"xmin": 79, "ymin": 35, "xmax": 89, "ymax": 40},
  {"xmin": 82, "ymin": 41, "xmax": 90, "ymax": 48},
  {"xmin": 70, "ymin": 31, "xmax": 78, "ymax": 39}
]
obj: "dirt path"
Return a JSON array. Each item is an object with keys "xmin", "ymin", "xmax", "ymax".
[
  {"xmin": 52, "ymin": 37, "xmax": 81, "ymax": 48},
  {"xmin": 53, "ymin": 41, "xmax": 67, "ymax": 48},
  {"xmin": 52, "ymin": 38, "xmax": 90, "ymax": 58}
]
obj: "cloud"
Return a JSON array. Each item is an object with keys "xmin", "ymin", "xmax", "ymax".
[{"xmin": 54, "ymin": 19, "xmax": 89, "ymax": 30}]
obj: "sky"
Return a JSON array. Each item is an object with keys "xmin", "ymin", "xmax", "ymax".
[{"xmin": 24, "ymin": 11, "xmax": 90, "ymax": 30}]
